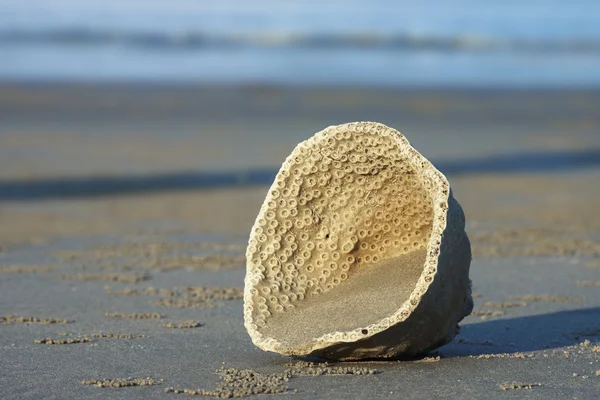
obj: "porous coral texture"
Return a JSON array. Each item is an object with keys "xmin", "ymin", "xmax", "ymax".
[{"xmin": 244, "ymin": 122, "xmax": 472, "ymax": 360}]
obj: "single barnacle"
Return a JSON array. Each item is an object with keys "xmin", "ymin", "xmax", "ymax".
[{"xmin": 244, "ymin": 121, "xmax": 472, "ymax": 361}]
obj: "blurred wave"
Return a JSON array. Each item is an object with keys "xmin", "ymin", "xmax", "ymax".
[
  {"xmin": 2, "ymin": 0, "xmax": 600, "ymax": 85},
  {"xmin": 2, "ymin": 29, "xmax": 600, "ymax": 54}
]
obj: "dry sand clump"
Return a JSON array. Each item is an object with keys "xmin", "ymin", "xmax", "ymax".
[
  {"xmin": 579, "ymin": 339, "xmax": 593, "ymax": 348},
  {"xmin": 176, "ymin": 254, "xmax": 245, "ymax": 270},
  {"xmin": 586, "ymin": 261, "xmax": 600, "ymax": 269},
  {"xmin": 549, "ymin": 350, "xmax": 573, "ymax": 358},
  {"xmin": 0, "ymin": 264, "xmax": 55, "ymax": 274},
  {"xmin": 165, "ymin": 363, "xmax": 379, "ymax": 397},
  {"xmin": 1, "ymin": 315, "xmax": 72, "ymax": 324},
  {"xmin": 165, "ymin": 367, "xmax": 292, "ymax": 397},
  {"xmin": 473, "ymin": 352, "xmax": 535, "ymax": 359},
  {"xmin": 283, "ymin": 361, "xmax": 378, "ymax": 376},
  {"xmin": 160, "ymin": 287, "xmax": 244, "ymax": 301},
  {"xmin": 105, "ymin": 286, "xmax": 160, "ymax": 296},
  {"xmin": 91, "ymin": 332, "xmax": 147, "ymax": 339},
  {"xmin": 152, "ymin": 298, "xmax": 215, "ymax": 309},
  {"xmin": 153, "ymin": 286, "xmax": 243, "ymax": 309},
  {"xmin": 105, "ymin": 285, "xmax": 243, "ymax": 309},
  {"xmin": 244, "ymin": 122, "xmax": 472, "ymax": 360},
  {"xmin": 104, "ymin": 312, "xmax": 162, "ymax": 319},
  {"xmin": 53, "ymin": 239, "xmax": 246, "ymax": 272},
  {"xmin": 35, "ymin": 337, "xmax": 92, "ymax": 345},
  {"xmin": 61, "ymin": 272, "xmax": 150, "ymax": 284},
  {"xmin": 470, "ymin": 310, "xmax": 505, "ymax": 319},
  {"xmin": 471, "ymin": 228, "xmax": 600, "ymax": 258},
  {"xmin": 482, "ymin": 301, "xmax": 527, "ymax": 309},
  {"xmin": 55, "ymin": 240, "xmax": 245, "ymax": 261},
  {"xmin": 413, "ymin": 355, "xmax": 441, "ymax": 363},
  {"xmin": 151, "ymin": 254, "xmax": 244, "ymax": 272},
  {"xmin": 119, "ymin": 254, "xmax": 245, "ymax": 272},
  {"xmin": 164, "ymin": 320, "xmax": 202, "ymax": 329},
  {"xmin": 499, "ymin": 381, "xmax": 542, "ymax": 391},
  {"xmin": 576, "ymin": 280, "xmax": 600, "ymax": 287},
  {"xmin": 508, "ymin": 294, "xmax": 579, "ymax": 303},
  {"xmin": 82, "ymin": 377, "xmax": 162, "ymax": 388}
]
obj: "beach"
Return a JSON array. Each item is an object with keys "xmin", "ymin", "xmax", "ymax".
[{"xmin": 1, "ymin": 84, "xmax": 600, "ymax": 398}]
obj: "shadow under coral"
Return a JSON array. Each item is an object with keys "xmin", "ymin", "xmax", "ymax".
[
  {"xmin": 285, "ymin": 307, "xmax": 600, "ymax": 363},
  {"xmin": 439, "ymin": 307, "xmax": 600, "ymax": 357}
]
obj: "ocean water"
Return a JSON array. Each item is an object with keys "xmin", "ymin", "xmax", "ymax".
[{"xmin": 1, "ymin": 0, "xmax": 600, "ymax": 87}]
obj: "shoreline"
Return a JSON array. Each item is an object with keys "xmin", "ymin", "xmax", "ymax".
[{"xmin": 3, "ymin": 80, "xmax": 600, "ymax": 91}]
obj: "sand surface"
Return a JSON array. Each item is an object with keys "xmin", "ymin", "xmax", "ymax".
[
  {"xmin": 1, "ymin": 85, "xmax": 600, "ymax": 399},
  {"xmin": 262, "ymin": 249, "xmax": 427, "ymax": 350}
]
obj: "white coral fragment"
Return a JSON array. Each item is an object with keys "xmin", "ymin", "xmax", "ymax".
[{"xmin": 244, "ymin": 122, "xmax": 472, "ymax": 360}]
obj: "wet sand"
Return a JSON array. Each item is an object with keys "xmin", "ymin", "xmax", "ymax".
[{"xmin": 1, "ymin": 84, "xmax": 599, "ymax": 398}]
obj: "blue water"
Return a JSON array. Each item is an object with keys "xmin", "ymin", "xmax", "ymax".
[{"xmin": 2, "ymin": 0, "xmax": 600, "ymax": 87}]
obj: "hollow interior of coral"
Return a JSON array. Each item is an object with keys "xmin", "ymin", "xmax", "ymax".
[
  {"xmin": 259, "ymin": 247, "xmax": 428, "ymax": 350},
  {"xmin": 249, "ymin": 126, "xmax": 437, "ymax": 351}
]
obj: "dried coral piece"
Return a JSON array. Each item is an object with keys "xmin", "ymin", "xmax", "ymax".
[{"xmin": 244, "ymin": 122, "xmax": 472, "ymax": 360}]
